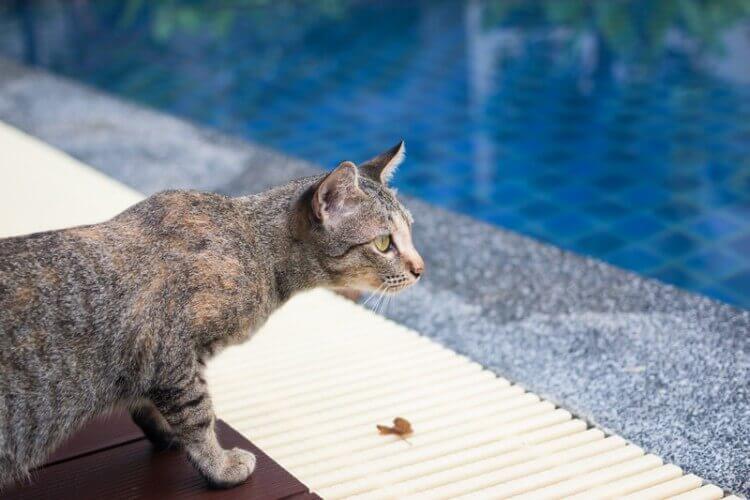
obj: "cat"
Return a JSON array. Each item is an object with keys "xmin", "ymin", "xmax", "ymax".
[{"xmin": 0, "ymin": 141, "xmax": 424, "ymax": 489}]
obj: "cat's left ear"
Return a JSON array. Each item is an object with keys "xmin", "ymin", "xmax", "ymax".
[
  {"xmin": 359, "ymin": 140, "xmax": 405, "ymax": 185},
  {"xmin": 312, "ymin": 161, "xmax": 363, "ymax": 225}
]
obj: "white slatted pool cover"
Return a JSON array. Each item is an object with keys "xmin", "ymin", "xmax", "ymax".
[{"xmin": 208, "ymin": 290, "xmax": 734, "ymax": 500}]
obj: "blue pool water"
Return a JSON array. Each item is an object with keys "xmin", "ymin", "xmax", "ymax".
[{"xmin": 1, "ymin": 1, "xmax": 749, "ymax": 308}]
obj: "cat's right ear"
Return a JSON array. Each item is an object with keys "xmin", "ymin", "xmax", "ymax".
[
  {"xmin": 312, "ymin": 161, "xmax": 363, "ymax": 225},
  {"xmin": 359, "ymin": 140, "xmax": 405, "ymax": 185}
]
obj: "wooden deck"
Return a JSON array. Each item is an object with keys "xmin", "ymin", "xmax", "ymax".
[{"xmin": 2, "ymin": 413, "xmax": 319, "ymax": 499}]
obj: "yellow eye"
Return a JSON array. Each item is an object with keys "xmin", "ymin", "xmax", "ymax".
[{"xmin": 374, "ymin": 234, "xmax": 391, "ymax": 252}]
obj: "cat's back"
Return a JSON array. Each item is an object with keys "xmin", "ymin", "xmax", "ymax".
[
  {"xmin": 111, "ymin": 189, "xmax": 264, "ymax": 325},
  {"xmin": 0, "ymin": 228, "xmax": 86, "ymax": 331},
  {"xmin": 114, "ymin": 189, "xmax": 250, "ymax": 252},
  {"xmin": 0, "ymin": 190, "xmax": 248, "ymax": 330}
]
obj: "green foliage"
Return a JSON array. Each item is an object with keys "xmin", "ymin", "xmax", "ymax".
[
  {"xmin": 481, "ymin": 0, "xmax": 750, "ymax": 60},
  {"xmin": 111, "ymin": 0, "xmax": 352, "ymax": 42}
]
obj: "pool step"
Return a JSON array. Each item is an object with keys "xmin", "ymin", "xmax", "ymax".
[{"xmin": 208, "ymin": 289, "xmax": 732, "ymax": 499}]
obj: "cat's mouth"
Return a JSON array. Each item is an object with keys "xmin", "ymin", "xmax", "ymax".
[
  {"xmin": 381, "ymin": 275, "xmax": 416, "ymax": 294},
  {"xmin": 352, "ymin": 273, "xmax": 418, "ymax": 294}
]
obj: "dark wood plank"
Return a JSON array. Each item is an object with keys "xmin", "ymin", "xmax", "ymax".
[
  {"xmin": 44, "ymin": 411, "xmax": 143, "ymax": 466},
  {"xmin": 3, "ymin": 421, "xmax": 309, "ymax": 500}
]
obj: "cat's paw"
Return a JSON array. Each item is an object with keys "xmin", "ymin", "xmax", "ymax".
[{"xmin": 205, "ymin": 448, "xmax": 256, "ymax": 489}]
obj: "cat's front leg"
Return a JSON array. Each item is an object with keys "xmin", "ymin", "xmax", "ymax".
[{"xmin": 149, "ymin": 372, "xmax": 256, "ymax": 488}]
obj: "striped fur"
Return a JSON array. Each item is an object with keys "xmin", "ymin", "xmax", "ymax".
[{"xmin": 0, "ymin": 144, "xmax": 423, "ymax": 488}]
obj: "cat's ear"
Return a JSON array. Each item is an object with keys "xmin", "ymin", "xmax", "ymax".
[
  {"xmin": 359, "ymin": 140, "xmax": 405, "ymax": 185},
  {"xmin": 312, "ymin": 161, "xmax": 363, "ymax": 224}
]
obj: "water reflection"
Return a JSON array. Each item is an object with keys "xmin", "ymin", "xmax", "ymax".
[{"xmin": 1, "ymin": 0, "xmax": 749, "ymax": 307}]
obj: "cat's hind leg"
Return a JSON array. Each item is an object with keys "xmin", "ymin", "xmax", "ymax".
[
  {"xmin": 148, "ymin": 369, "xmax": 256, "ymax": 488},
  {"xmin": 130, "ymin": 399, "xmax": 178, "ymax": 450}
]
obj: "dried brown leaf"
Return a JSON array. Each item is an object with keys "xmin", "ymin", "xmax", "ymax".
[
  {"xmin": 377, "ymin": 417, "xmax": 413, "ymax": 436},
  {"xmin": 392, "ymin": 417, "xmax": 412, "ymax": 434}
]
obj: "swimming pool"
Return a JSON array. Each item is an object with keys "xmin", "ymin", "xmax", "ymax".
[{"xmin": 1, "ymin": 0, "xmax": 749, "ymax": 309}]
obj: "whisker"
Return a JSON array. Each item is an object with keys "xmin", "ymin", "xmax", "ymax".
[
  {"xmin": 373, "ymin": 292, "xmax": 382, "ymax": 315},
  {"xmin": 361, "ymin": 284, "xmax": 385, "ymax": 308},
  {"xmin": 382, "ymin": 293, "xmax": 392, "ymax": 316},
  {"xmin": 374, "ymin": 288, "xmax": 386, "ymax": 314},
  {"xmin": 374, "ymin": 286, "xmax": 389, "ymax": 315},
  {"xmin": 367, "ymin": 284, "xmax": 388, "ymax": 312},
  {"xmin": 361, "ymin": 293, "xmax": 374, "ymax": 308}
]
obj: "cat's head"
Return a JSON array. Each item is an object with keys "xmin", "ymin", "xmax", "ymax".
[{"xmin": 297, "ymin": 141, "xmax": 424, "ymax": 293}]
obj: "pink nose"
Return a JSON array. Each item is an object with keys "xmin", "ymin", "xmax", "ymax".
[{"xmin": 407, "ymin": 256, "xmax": 424, "ymax": 278}]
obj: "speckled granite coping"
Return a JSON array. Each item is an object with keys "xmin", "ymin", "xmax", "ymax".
[{"xmin": 0, "ymin": 57, "xmax": 748, "ymax": 496}]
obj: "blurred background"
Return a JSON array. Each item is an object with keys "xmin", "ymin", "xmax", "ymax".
[{"xmin": 1, "ymin": 0, "xmax": 749, "ymax": 309}]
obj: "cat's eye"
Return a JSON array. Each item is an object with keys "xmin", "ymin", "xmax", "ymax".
[{"xmin": 374, "ymin": 234, "xmax": 391, "ymax": 252}]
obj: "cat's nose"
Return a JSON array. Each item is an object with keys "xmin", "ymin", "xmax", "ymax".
[{"xmin": 408, "ymin": 257, "xmax": 424, "ymax": 279}]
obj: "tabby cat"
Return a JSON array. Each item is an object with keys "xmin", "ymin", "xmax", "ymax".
[{"xmin": 0, "ymin": 142, "xmax": 423, "ymax": 488}]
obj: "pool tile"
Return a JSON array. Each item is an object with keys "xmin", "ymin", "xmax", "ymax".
[
  {"xmin": 519, "ymin": 200, "xmax": 559, "ymax": 218},
  {"xmin": 655, "ymin": 201, "xmax": 701, "ymax": 222},
  {"xmin": 541, "ymin": 212, "xmax": 595, "ymax": 240},
  {"xmin": 573, "ymin": 232, "xmax": 627, "ymax": 255},
  {"xmin": 722, "ymin": 271, "xmax": 750, "ymax": 299},
  {"xmin": 696, "ymin": 285, "xmax": 743, "ymax": 306},
  {"xmin": 549, "ymin": 184, "xmax": 601, "ymax": 206},
  {"xmin": 653, "ymin": 232, "xmax": 701, "ymax": 257},
  {"xmin": 492, "ymin": 182, "xmax": 533, "ymax": 206},
  {"xmin": 584, "ymin": 200, "xmax": 630, "ymax": 219},
  {"xmin": 531, "ymin": 172, "xmax": 570, "ymax": 189},
  {"xmin": 664, "ymin": 174, "xmax": 701, "ymax": 191},
  {"xmin": 613, "ymin": 214, "xmax": 666, "ymax": 239},
  {"xmin": 653, "ymin": 267, "xmax": 705, "ymax": 289},
  {"xmin": 607, "ymin": 247, "xmax": 663, "ymax": 273},
  {"xmin": 689, "ymin": 215, "xmax": 742, "ymax": 241},
  {"xmin": 685, "ymin": 250, "xmax": 744, "ymax": 278},
  {"xmin": 730, "ymin": 234, "xmax": 750, "ymax": 256},
  {"xmin": 594, "ymin": 174, "xmax": 636, "ymax": 191}
]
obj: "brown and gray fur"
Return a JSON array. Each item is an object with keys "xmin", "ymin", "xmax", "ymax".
[{"xmin": 0, "ymin": 142, "xmax": 423, "ymax": 489}]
